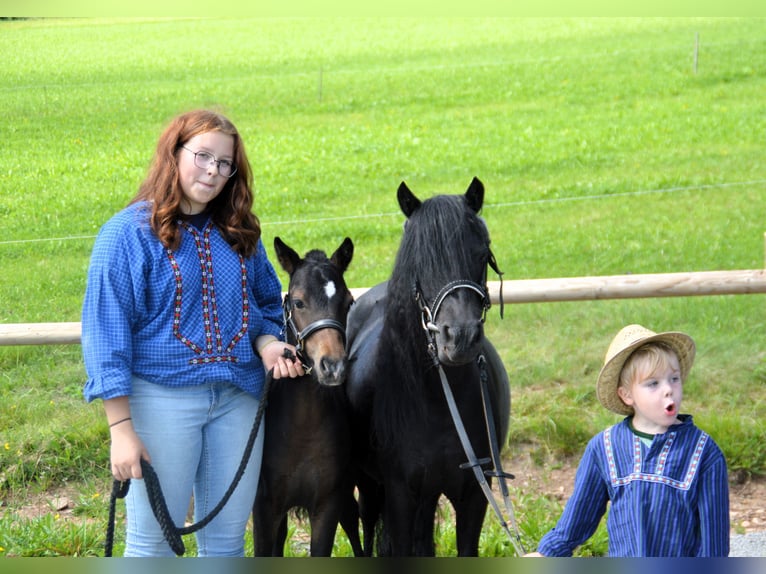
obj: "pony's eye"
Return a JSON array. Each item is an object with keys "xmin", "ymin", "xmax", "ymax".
[{"xmin": 293, "ymin": 300, "xmax": 305, "ymax": 310}]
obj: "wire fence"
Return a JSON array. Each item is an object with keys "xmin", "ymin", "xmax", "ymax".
[
  {"xmin": 1, "ymin": 178, "xmax": 764, "ymax": 247},
  {"xmin": 2, "ymin": 29, "xmax": 761, "ymax": 95}
]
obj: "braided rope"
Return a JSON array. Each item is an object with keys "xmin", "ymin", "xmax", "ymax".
[{"xmin": 104, "ymin": 370, "xmax": 273, "ymax": 556}]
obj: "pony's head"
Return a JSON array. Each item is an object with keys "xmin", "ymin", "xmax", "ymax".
[
  {"xmin": 391, "ymin": 177, "xmax": 498, "ymax": 366},
  {"xmin": 274, "ymin": 236, "xmax": 355, "ymax": 386}
]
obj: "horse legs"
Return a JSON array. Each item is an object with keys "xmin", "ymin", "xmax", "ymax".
[
  {"xmin": 412, "ymin": 494, "xmax": 440, "ymax": 556},
  {"xmin": 452, "ymin": 487, "xmax": 488, "ymax": 557},
  {"xmin": 252, "ymin": 496, "xmax": 283, "ymax": 556},
  {"xmin": 299, "ymin": 486, "xmax": 363, "ymax": 557},
  {"xmin": 357, "ymin": 473, "xmax": 383, "ymax": 556},
  {"xmin": 338, "ymin": 490, "xmax": 364, "ymax": 557},
  {"xmin": 273, "ymin": 515, "xmax": 288, "ymax": 556},
  {"xmin": 307, "ymin": 505, "xmax": 340, "ymax": 557},
  {"xmin": 382, "ymin": 481, "xmax": 417, "ymax": 556}
]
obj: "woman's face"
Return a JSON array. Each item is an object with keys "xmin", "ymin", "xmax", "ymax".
[{"xmin": 177, "ymin": 130, "xmax": 235, "ymax": 215}]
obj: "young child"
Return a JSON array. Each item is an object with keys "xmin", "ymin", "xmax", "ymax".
[{"xmin": 526, "ymin": 324, "xmax": 729, "ymax": 557}]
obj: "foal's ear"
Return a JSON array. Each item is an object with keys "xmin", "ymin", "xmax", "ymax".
[
  {"xmin": 397, "ymin": 181, "xmax": 422, "ymax": 218},
  {"xmin": 274, "ymin": 236, "xmax": 302, "ymax": 275},
  {"xmin": 331, "ymin": 237, "xmax": 354, "ymax": 274},
  {"xmin": 464, "ymin": 177, "xmax": 484, "ymax": 213}
]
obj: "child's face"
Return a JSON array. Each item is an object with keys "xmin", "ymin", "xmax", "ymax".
[{"xmin": 617, "ymin": 351, "xmax": 683, "ymax": 434}]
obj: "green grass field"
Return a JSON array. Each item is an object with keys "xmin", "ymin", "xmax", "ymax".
[{"xmin": 0, "ymin": 17, "xmax": 764, "ymax": 557}]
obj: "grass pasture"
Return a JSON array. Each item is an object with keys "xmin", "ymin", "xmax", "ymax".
[{"xmin": 0, "ymin": 17, "xmax": 765, "ymax": 557}]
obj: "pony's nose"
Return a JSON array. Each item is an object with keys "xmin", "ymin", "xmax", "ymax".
[
  {"xmin": 318, "ymin": 356, "xmax": 348, "ymax": 386},
  {"xmin": 440, "ymin": 319, "xmax": 484, "ymax": 349}
]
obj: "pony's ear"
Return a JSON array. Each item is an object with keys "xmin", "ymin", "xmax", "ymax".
[
  {"xmin": 274, "ymin": 236, "xmax": 301, "ymax": 275},
  {"xmin": 464, "ymin": 177, "xmax": 484, "ymax": 213},
  {"xmin": 331, "ymin": 237, "xmax": 354, "ymax": 274},
  {"xmin": 397, "ymin": 181, "xmax": 422, "ymax": 218}
]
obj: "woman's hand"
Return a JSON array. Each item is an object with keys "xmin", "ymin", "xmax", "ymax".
[
  {"xmin": 104, "ymin": 397, "xmax": 150, "ymax": 481},
  {"xmin": 259, "ymin": 340, "xmax": 306, "ymax": 379},
  {"xmin": 109, "ymin": 419, "xmax": 150, "ymax": 481}
]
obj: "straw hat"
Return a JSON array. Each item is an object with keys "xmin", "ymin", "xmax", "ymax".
[{"xmin": 596, "ymin": 324, "xmax": 696, "ymax": 415}]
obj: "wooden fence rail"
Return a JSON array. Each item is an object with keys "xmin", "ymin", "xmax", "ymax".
[{"xmin": 2, "ymin": 268, "xmax": 765, "ymax": 346}]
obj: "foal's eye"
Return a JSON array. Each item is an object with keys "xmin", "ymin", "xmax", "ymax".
[{"xmin": 293, "ymin": 300, "xmax": 305, "ymax": 310}]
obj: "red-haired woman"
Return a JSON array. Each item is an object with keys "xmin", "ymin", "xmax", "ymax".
[{"xmin": 82, "ymin": 109, "xmax": 303, "ymax": 556}]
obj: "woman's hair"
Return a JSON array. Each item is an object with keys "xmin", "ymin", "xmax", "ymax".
[
  {"xmin": 619, "ymin": 342, "xmax": 680, "ymax": 393},
  {"xmin": 131, "ymin": 109, "xmax": 260, "ymax": 257}
]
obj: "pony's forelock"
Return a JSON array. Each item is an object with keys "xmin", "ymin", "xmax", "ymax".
[{"xmin": 391, "ymin": 194, "xmax": 489, "ymax": 298}]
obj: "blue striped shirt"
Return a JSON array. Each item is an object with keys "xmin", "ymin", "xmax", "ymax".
[
  {"xmin": 537, "ymin": 415, "xmax": 729, "ymax": 557},
  {"xmin": 82, "ymin": 201, "xmax": 284, "ymax": 402}
]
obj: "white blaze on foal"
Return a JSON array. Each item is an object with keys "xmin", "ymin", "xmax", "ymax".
[{"xmin": 324, "ymin": 280, "xmax": 337, "ymax": 301}]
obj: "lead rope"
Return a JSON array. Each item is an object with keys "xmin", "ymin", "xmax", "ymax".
[
  {"xmin": 104, "ymin": 365, "xmax": 275, "ymax": 557},
  {"xmin": 476, "ymin": 355, "xmax": 526, "ymax": 555},
  {"xmin": 414, "ymin": 279, "xmax": 525, "ymax": 556},
  {"xmin": 435, "ymin": 358, "xmax": 526, "ymax": 556}
]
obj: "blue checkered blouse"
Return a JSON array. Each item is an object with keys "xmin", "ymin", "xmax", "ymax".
[
  {"xmin": 82, "ymin": 201, "xmax": 283, "ymax": 402},
  {"xmin": 536, "ymin": 415, "xmax": 729, "ymax": 557}
]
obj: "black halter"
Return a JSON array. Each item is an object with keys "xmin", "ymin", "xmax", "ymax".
[
  {"xmin": 413, "ymin": 246, "xmax": 504, "ymax": 338},
  {"xmin": 282, "ymin": 293, "xmax": 347, "ymax": 374}
]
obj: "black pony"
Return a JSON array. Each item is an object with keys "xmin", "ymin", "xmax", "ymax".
[
  {"xmin": 346, "ymin": 177, "xmax": 510, "ymax": 556},
  {"xmin": 252, "ymin": 237, "xmax": 363, "ymax": 556}
]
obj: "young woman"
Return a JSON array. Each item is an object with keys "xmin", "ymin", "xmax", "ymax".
[{"xmin": 82, "ymin": 109, "xmax": 304, "ymax": 556}]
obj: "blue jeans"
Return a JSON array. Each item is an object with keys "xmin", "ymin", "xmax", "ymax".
[{"xmin": 124, "ymin": 377, "xmax": 264, "ymax": 557}]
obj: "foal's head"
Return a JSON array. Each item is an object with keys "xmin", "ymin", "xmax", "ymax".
[{"xmin": 275, "ymin": 237, "xmax": 354, "ymax": 386}]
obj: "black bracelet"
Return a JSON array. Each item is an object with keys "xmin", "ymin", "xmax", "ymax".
[{"xmin": 109, "ymin": 416, "xmax": 132, "ymax": 428}]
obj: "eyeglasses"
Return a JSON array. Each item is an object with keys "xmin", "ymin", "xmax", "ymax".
[{"xmin": 181, "ymin": 146, "xmax": 237, "ymax": 178}]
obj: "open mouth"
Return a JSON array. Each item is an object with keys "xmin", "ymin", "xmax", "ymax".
[{"xmin": 665, "ymin": 403, "xmax": 676, "ymax": 415}]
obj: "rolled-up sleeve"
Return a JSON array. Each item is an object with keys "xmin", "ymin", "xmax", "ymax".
[{"xmin": 82, "ymin": 216, "xmax": 143, "ymax": 402}]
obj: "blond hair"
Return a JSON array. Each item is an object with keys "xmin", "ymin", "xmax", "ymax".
[{"xmin": 618, "ymin": 341, "xmax": 682, "ymax": 400}]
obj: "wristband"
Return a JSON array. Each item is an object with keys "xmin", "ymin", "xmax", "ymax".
[{"xmin": 109, "ymin": 416, "xmax": 132, "ymax": 428}]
